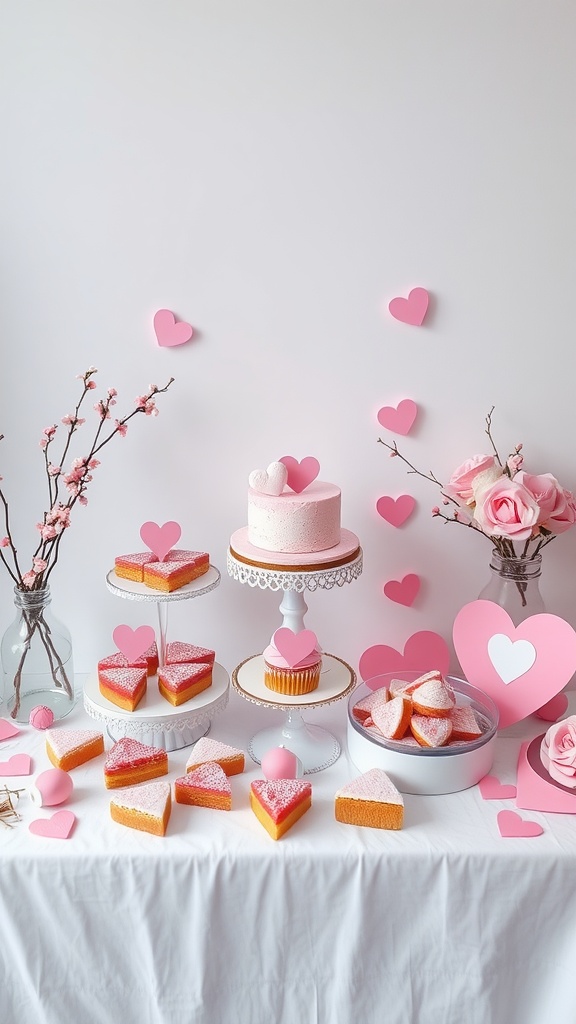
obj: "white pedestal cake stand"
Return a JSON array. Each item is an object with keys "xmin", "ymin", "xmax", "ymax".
[{"xmin": 227, "ymin": 544, "xmax": 362, "ymax": 773}]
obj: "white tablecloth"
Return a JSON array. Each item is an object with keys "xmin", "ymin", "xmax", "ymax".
[{"xmin": 2, "ymin": 681, "xmax": 576, "ymax": 1024}]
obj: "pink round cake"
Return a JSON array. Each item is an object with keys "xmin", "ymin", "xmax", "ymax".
[{"xmin": 247, "ymin": 481, "xmax": 341, "ymax": 553}]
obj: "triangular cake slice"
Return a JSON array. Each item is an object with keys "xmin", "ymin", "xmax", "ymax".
[
  {"xmin": 250, "ymin": 778, "xmax": 312, "ymax": 840},
  {"xmin": 142, "ymin": 551, "xmax": 209, "ymax": 592},
  {"xmin": 335, "ymin": 768, "xmax": 404, "ymax": 830},
  {"xmin": 114, "ymin": 551, "xmax": 158, "ymax": 583},
  {"xmin": 98, "ymin": 651, "xmax": 148, "ymax": 672},
  {"xmin": 175, "ymin": 763, "xmax": 232, "ymax": 810},
  {"xmin": 104, "ymin": 737, "xmax": 169, "ymax": 789},
  {"xmin": 46, "ymin": 728, "xmax": 105, "ymax": 771},
  {"xmin": 98, "ymin": 666, "xmax": 147, "ymax": 711},
  {"xmin": 157, "ymin": 662, "xmax": 213, "ymax": 706},
  {"xmin": 110, "ymin": 780, "xmax": 171, "ymax": 836},
  {"xmin": 185, "ymin": 737, "xmax": 245, "ymax": 776},
  {"xmin": 165, "ymin": 641, "xmax": 216, "ymax": 667},
  {"xmin": 352, "ymin": 687, "xmax": 389, "ymax": 724}
]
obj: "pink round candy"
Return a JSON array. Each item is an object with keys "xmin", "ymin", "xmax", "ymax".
[
  {"xmin": 30, "ymin": 768, "xmax": 73, "ymax": 807},
  {"xmin": 261, "ymin": 746, "xmax": 300, "ymax": 780},
  {"xmin": 29, "ymin": 705, "xmax": 55, "ymax": 730}
]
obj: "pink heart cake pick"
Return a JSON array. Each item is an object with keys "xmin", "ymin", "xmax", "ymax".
[
  {"xmin": 376, "ymin": 495, "xmax": 416, "ymax": 527},
  {"xmin": 278, "ymin": 456, "xmax": 320, "ymax": 493},
  {"xmin": 388, "ymin": 287, "xmax": 429, "ymax": 326},
  {"xmin": 153, "ymin": 309, "xmax": 194, "ymax": 348},
  {"xmin": 377, "ymin": 399, "xmax": 418, "ymax": 435},
  {"xmin": 140, "ymin": 520, "xmax": 182, "ymax": 561},
  {"xmin": 113, "ymin": 624, "xmax": 157, "ymax": 663},
  {"xmin": 29, "ymin": 809, "xmax": 76, "ymax": 839},
  {"xmin": 273, "ymin": 628, "xmax": 318, "ymax": 668}
]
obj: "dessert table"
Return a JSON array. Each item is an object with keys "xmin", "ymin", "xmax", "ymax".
[{"xmin": 2, "ymin": 679, "xmax": 576, "ymax": 1024}]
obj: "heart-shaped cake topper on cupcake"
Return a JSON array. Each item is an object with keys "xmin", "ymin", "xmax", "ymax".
[
  {"xmin": 278, "ymin": 456, "xmax": 320, "ymax": 493},
  {"xmin": 140, "ymin": 521, "xmax": 181, "ymax": 561},
  {"xmin": 249, "ymin": 462, "xmax": 288, "ymax": 496},
  {"xmin": 273, "ymin": 628, "xmax": 318, "ymax": 668},
  {"xmin": 113, "ymin": 624, "xmax": 156, "ymax": 664}
]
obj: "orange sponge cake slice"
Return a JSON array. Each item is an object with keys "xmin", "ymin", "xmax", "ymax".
[
  {"xmin": 335, "ymin": 768, "xmax": 404, "ymax": 830},
  {"xmin": 114, "ymin": 551, "xmax": 158, "ymax": 583},
  {"xmin": 46, "ymin": 728, "xmax": 105, "ymax": 771},
  {"xmin": 165, "ymin": 641, "xmax": 216, "ymax": 667},
  {"xmin": 98, "ymin": 666, "xmax": 147, "ymax": 711},
  {"xmin": 250, "ymin": 779, "xmax": 312, "ymax": 840},
  {"xmin": 142, "ymin": 551, "xmax": 209, "ymax": 593},
  {"xmin": 175, "ymin": 763, "xmax": 232, "ymax": 810},
  {"xmin": 104, "ymin": 737, "xmax": 168, "ymax": 789},
  {"xmin": 110, "ymin": 780, "xmax": 172, "ymax": 836},
  {"xmin": 185, "ymin": 737, "xmax": 245, "ymax": 776},
  {"xmin": 157, "ymin": 662, "xmax": 213, "ymax": 706}
]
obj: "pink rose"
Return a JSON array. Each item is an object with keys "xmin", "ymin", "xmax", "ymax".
[
  {"xmin": 542, "ymin": 717, "xmax": 576, "ymax": 787},
  {"xmin": 444, "ymin": 454, "xmax": 502, "ymax": 506},
  {"xmin": 515, "ymin": 471, "xmax": 576, "ymax": 534},
  {"xmin": 472, "ymin": 477, "xmax": 540, "ymax": 540}
]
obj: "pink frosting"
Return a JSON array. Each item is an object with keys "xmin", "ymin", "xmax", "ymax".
[{"xmin": 263, "ymin": 642, "xmax": 321, "ymax": 671}]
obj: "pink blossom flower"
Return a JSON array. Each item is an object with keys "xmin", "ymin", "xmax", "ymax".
[
  {"xmin": 78, "ymin": 495, "xmax": 88, "ymax": 506},
  {"xmin": 21, "ymin": 571, "xmax": 36, "ymax": 588},
  {"xmin": 86, "ymin": 380, "xmax": 97, "ymax": 390},
  {"xmin": 542, "ymin": 717, "xmax": 576, "ymax": 787},
  {"xmin": 444, "ymin": 454, "xmax": 502, "ymax": 506},
  {"xmin": 115, "ymin": 421, "xmax": 128, "ymax": 437},
  {"xmin": 108, "ymin": 388, "xmax": 118, "ymax": 398},
  {"xmin": 61, "ymin": 414, "xmax": 75, "ymax": 426},
  {"xmin": 32, "ymin": 558, "xmax": 47, "ymax": 573},
  {"xmin": 515, "ymin": 471, "xmax": 576, "ymax": 534},
  {"xmin": 473, "ymin": 477, "xmax": 540, "ymax": 540},
  {"xmin": 432, "ymin": 506, "xmax": 440, "ymax": 515},
  {"xmin": 0, "ymin": 536, "xmax": 10, "ymax": 547},
  {"xmin": 507, "ymin": 453, "xmax": 524, "ymax": 474},
  {"xmin": 48, "ymin": 464, "xmax": 61, "ymax": 476},
  {"xmin": 87, "ymin": 458, "xmax": 100, "ymax": 469}
]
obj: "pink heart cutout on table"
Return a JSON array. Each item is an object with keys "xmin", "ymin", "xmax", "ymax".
[
  {"xmin": 153, "ymin": 309, "xmax": 194, "ymax": 348},
  {"xmin": 478, "ymin": 774, "xmax": 517, "ymax": 800},
  {"xmin": 535, "ymin": 693, "xmax": 569, "ymax": 722},
  {"xmin": 273, "ymin": 628, "xmax": 318, "ymax": 668},
  {"xmin": 113, "ymin": 624, "xmax": 157, "ymax": 663},
  {"xmin": 388, "ymin": 287, "xmax": 429, "ymax": 326},
  {"xmin": 140, "ymin": 520, "xmax": 182, "ymax": 561},
  {"xmin": 0, "ymin": 719, "xmax": 20, "ymax": 741},
  {"xmin": 377, "ymin": 399, "xmax": 418, "ymax": 435},
  {"xmin": 383, "ymin": 574, "xmax": 420, "ymax": 607},
  {"xmin": 497, "ymin": 809, "xmax": 543, "ymax": 838},
  {"xmin": 0, "ymin": 753, "xmax": 32, "ymax": 776},
  {"xmin": 376, "ymin": 494, "xmax": 416, "ymax": 527},
  {"xmin": 279, "ymin": 456, "xmax": 320, "ymax": 493},
  {"xmin": 359, "ymin": 631, "xmax": 451, "ymax": 687},
  {"xmin": 29, "ymin": 809, "xmax": 76, "ymax": 839},
  {"xmin": 453, "ymin": 600, "xmax": 576, "ymax": 729}
]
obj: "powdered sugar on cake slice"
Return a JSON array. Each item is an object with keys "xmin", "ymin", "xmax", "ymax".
[
  {"xmin": 105, "ymin": 737, "xmax": 167, "ymax": 771},
  {"xmin": 98, "ymin": 652, "xmax": 148, "ymax": 671},
  {"xmin": 99, "ymin": 667, "xmax": 147, "ymax": 695},
  {"xmin": 352, "ymin": 687, "xmax": 389, "ymax": 723},
  {"xmin": 166, "ymin": 641, "xmax": 216, "ymax": 666},
  {"xmin": 45, "ymin": 728, "xmax": 104, "ymax": 759},
  {"xmin": 411, "ymin": 679, "xmax": 455, "ymax": 717},
  {"xmin": 177, "ymin": 762, "xmax": 231, "ymax": 796},
  {"xmin": 335, "ymin": 767, "xmax": 403, "ymax": 806},
  {"xmin": 371, "ymin": 695, "xmax": 412, "ymax": 740},
  {"xmin": 251, "ymin": 779, "xmax": 312, "ymax": 823},
  {"xmin": 185, "ymin": 737, "xmax": 244, "ymax": 772},
  {"xmin": 158, "ymin": 662, "xmax": 212, "ymax": 693},
  {"xmin": 410, "ymin": 714, "xmax": 453, "ymax": 748},
  {"xmin": 110, "ymin": 780, "xmax": 171, "ymax": 815}
]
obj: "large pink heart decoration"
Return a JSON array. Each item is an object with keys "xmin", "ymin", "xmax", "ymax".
[
  {"xmin": 359, "ymin": 631, "xmax": 451, "ymax": 687},
  {"xmin": 0, "ymin": 719, "xmax": 20, "ymax": 741},
  {"xmin": 388, "ymin": 287, "xmax": 429, "ymax": 326},
  {"xmin": 140, "ymin": 520, "xmax": 182, "ymax": 561},
  {"xmin": 383, "ymin": 573, "xmax": 420, "ymax": 607},
  {"xmin": 279, "ymin": 456, "xmax": 320, "ymax": 494},
  {"xmin": 377, "ymin": 399, "xmax": 418, "ymax": 435},
  {"xmin": 453, "ymin": 600, "xmax": 576, "ymax": 729},
  {"xmin": 113, "ymin": 624, "xmax": 156, "ymax": 663},
  {"xmin": 0, "ymin": 754, "xmax": 32, "ymax": 776},
  {"xmin": 153, "ymin": 309, "xmax": 194, "ymax": 348},
  {"xmin": 376, "ymin": 495, "xmax": 416, "ymax": 527},
  {"xmin": 273, "ymin": 628, "xmax": 318, "ymax": 668},
  {"xmin": 29, "ymin": 809, "xmax": 76, "ymax": 839}
]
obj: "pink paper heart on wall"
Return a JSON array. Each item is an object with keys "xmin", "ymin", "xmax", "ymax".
[
  {"xmin": 113, "ymin": 624, "xmax": 157, "ymax": 663},
  {"xmin": 377, "ymin": 399, "xmax": 418, "ymax": 435},
  {"xmin": 153, "ymin": 309, "xmax": 194, "ymax": 347},
  {"xmin": 279, "ymin": 456, "xmax": 320, "ymax": 493},
  {"xmin": 497, "ymin": 809, "xmax": 543, "ymax": 838},
  {"xmin": 376, "ymin": 495, "xmax": 416, "ymax": 527},
  {"xmin": 0, "ymin": 753, "xmax": 32, "ymax": 776},
  {"xmin": 0, "ymin": 719, "xmax": 20, "ymax": 741},
  {"xmin": 359, "ymin": 631, "xmax": 451, "ymax": 687},
  {"xmin": 273, "ymin": 628, "xmax": 318, "ymax": 668},
  {"xmin": 478, "ymin": 774, "xmax": 517, "ymax": 800},
  {"xmin": 29, "ymin": 809, "xmax": 76, "ymax": 839},
  {"xmin": 388, "ymin": 287, "xmax": 429, "ymax": 326},
  {"xmin": 140, "ymin": 521, "xmax": 182, "ymax": 561},
  {"xmin": 383, "ymin": 574, "xmax": 420, "ymax": 607},
  {"xmin": 453, "ymin": 600, "xmax": 576, "ymax": 729}
]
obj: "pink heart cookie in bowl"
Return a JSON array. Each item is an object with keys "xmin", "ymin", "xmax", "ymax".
[{"xmin": 249, "ymin": 462, "xmax": 288, "ymax": 496}]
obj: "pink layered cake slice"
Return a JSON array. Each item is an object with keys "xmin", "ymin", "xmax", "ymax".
[
  {"xmin": 143, "ymin": 642, "xmax": 159, "ymax": 676},
  {"xmin": 104, "ymin": 737, "xmax": 169, "ymax": 789},
  {"xmin": 371, "ymin": 695, "xmax": 412, "ymax": 740},
  {"xmin": 352, "ymin": 687, "xmax": 389, "ymax": 724},
  {"xmin": 410, "ymin": 714, "xmax": 453, "ymax": 748},
  {"xmin": 175, "ymin": 763, "xmax": 232, "ymax": 810},
  {"xmin": 110, "ymin": 780, "xmax": 172, "ymax": 836},
  {"xmin": 143, "ymin": 551, "xmax": 209, "ymax": 593},
  {"xmin": 165, "ymin": 641, "xmax": 216, "ymax": 667},
  {"xmin": 46, "ymin": 728, "xmax": 105, "ymax": 771},
  {"xmin": 98, "ymin": 666, "xmax": 148, "ymax": 712},
  {"xmin": 335, "ymin": 768, "xmax": 404, "ymax": 830},
  {"xmin": 185, "ymin": 737, "xmax": 245, "ymax": 776},
  {"xmin": 114, "ymin": 551, "xmax": 158, "ymax": 583},
  {"xmin": 157, "ymin": 662, "xmax": 213, "ymax": 706},
  {"xmin": 250, "ymin": 779, "xmax": 312, "ymax": 840},
  {"xmin": 98, "ymin": 651, "xmax": 148, "ymax": 673}
]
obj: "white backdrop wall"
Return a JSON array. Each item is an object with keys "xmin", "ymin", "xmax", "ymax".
[{"xmin": 1, "ymin": 1, "xmax": 576, "ymax": 681}]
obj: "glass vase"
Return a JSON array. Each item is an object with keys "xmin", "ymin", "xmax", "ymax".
[
  {"xmin": 1, "ymin": 586, "xmax": 75, "ymax": 722},
  {"xmin": 478, "ymin": 550, "xmax": 545, "ymax": 624}
]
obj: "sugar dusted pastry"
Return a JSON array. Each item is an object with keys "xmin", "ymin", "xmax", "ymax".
[
  {"xmin": 142, "ymin": 551, "xmax": 209, "ymax": 592},
  {"xmin": 335, "ymin": 768, "xmax": 404, "ymax": 830},
  {"xmin": 104, "ymin": 737, "xmax": 168, "ymax": 789},
  {"xmin": 175, "ymin": 763, "xmax": 232, "ymax": 810},
  {"xmin": 98, "ymin": 651, "xmax": 148, "ymax": 673},
  {"xmin": 411, "ymin": 679, "xmax": 455, "ymax": 718},
  {"xmin": 114, "ymin": 551, "xmax": 158, "ymax": 583},
  {"xmin": 110, "ymin": 780, "xmax": 172, "ymax": 836},
  {"xmin": 371, "ymin": 695, "xmax": 412, "ymax": 740},
  {"xmin": 46, "ymin": 729, "xmax": 105, "ymax": 771},
  {"xmin": 157, "ymin": 662, "xmax": 213, "ymax": 706},
  {"xmin": 165, "ymin": 641, "xmax": 216, "ymax": 667},
  {"xmin": 410, "ymin": 714, "xmax": 453, "ymax": 748},
  {"xmin": 98, "ymin": 666, "xmax": 148, "ymax": 712},
  {"xmin": 449, "ymin": 705, "xmax": 483, "ymax": 742},
  {"xmin": 250, "ymin": 778, "xmax": 312, "ymax": 840},
  {"xmin": 185, "ymin": 737, "xmax": 245, "ymax": 776},
  {"xmin": 352, "ymin": 687, "xmax": 389, "ymax": 724}
]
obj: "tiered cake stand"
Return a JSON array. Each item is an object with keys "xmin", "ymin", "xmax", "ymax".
[
  {"xmin": 227, "ymin": 530, "xmax": 362, "ymax": 773},
  {"xmin": 83, "ymin": 565, "xmax": 229, "ymax": 751}
]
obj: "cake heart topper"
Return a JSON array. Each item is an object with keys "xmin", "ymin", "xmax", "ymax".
[
  {"xmin": 29, "ymin": 809, "xmax": 76, "ymax": 839},
  {"xmin": 377, "ymin": 399, "xmax": 418, "ymax": 435},
  {"xmin": 0, "ymin": 754, "xmax": 32, "ymax": 776},
  {"xmin": 388, "ymin": 287, "xmax": 429, "ymax": 326},
  {"xmin": 249, "ymin": 462, "xmax": 288, "ymax": 496},
  {"xmin": 153, "ymin": 309, "xmax": 194, "ymax": 348},
  {"xmin": 453, "ymin": 600, "xmax": 576, "ymax": 728},
  {"xmin": 278, "ymin": 456, "xmax": 320, "ymax": 494},
  {"xmin": 140, "ymin": 520, "xmax": 181, "ymax": 561},
  {"xmin": 0, "ymin": 719, "xmax": 20, "ymax": 741},
  {"xmin": 273, "ymin": 628, "xmax": 318, "ymax": 668},
  {"xmin": 113, "ymin": 624, "xmax": 156, "ymax": 663},
  {"xmin": 359, "ymin": 632, "xmax": 451, "ymax": 687},
  {"xmin": 383, "ymin": 573, "xmax": 420, "ymax": 607},
  {"xmin": 376, "ymin": 494, "xmax": 416, "ymax": 527},
  {"xmin": 496, "ymin": 809, "xmax": 544, "ymax": 838}
]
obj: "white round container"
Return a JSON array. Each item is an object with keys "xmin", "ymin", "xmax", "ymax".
[{"xmin": 347, "ymin": 672, "xmax": 499, "ymax": 795}]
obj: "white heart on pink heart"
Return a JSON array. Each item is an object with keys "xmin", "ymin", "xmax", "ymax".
[
  {"xmin": 113, "ymin": 624, "xmax": 156, "ymax": 663},
  {"xmin": 383, "ymin": 574, "xmax": 420, "ymax": 607},
  {"xmin": 278, "ymin": 456, "xmax": 320, "ymax": 493},
  {"xmin": 359, "ymin": 631, "xmax": 451, "ymax": 687},
  {"xmin": 249, "ymin": 462, "xmax": 288, "ymax": 496},
  {"xmin": 376, "ymin": 494, "xmax": 416, "ymax": 527},
  {"xmin": 0, "ymin": 718, "xmax": 20, "ymax": 741},
  {"xmin": 29, "ymin": 809, "xmax": 76, "ymax": 839},
  {"xmin": 487, "ymin": 633, "xmax": 536, "ymax": 684},
  {"xmin": 453, "ymin": 600, "xmax": 576, "ymax": 729},
  {"xmin": 153, "ymin": 309, "xmax": 194, "ymax": 347},
  {"xmin": 273, "ymin": 628, "xmax": 318, "ymax": 668},
  {"xmin": 140, "ymin": 520, "xmax": 181, "ymax": 561},
  {"xmin": 377, "ymin": 399, "xmax": 418, "ymax": 435},
  {"xmin": 388, "ymin": 287, "xmax": 429, "ymax": 326}
]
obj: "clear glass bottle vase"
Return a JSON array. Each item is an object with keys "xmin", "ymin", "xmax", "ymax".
[
  {"xmin": 478, "ymin": 550, "xmax": 545, "ymax": 625},
  {"xmin": 1, "ymin": 585, "xmax": 75, "ymax": 722}
]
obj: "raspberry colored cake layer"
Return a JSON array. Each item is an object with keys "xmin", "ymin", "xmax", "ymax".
[
  {"xmin": 46, "ymin": 729, "xmax": 105, "ymax": 771},
  {"xmin": 98, "ymin": 666, "xmax": 147, "ymax": 712},
  {"xmin": 185, "ymin": 737, "xmax": 245, "ymax": 776},
  {"xmin": 335, "ymin": 768, "xmax": 404, "ymax": 830},
  {"xmin": 110, "ymin": 780, "xmax": 172, "ymax": 836},
  {"xmin": 175, "ymin": 763, "xmax": 232, "ymax": 810},
  {"xmin": 104, "ymin": 737, "xmax": 168, "ymax": 789},
  {"xmin": 247, "ymin": 481, "xmax": 341, "ymax": 553},
  {"xmin": 250, "ymin": 779, "xmax": 312, "ymax": 840},
  {"xmin": 143, "ymin": 642, "xmax": 159, "ymax": 676},
  {"xmin": 157, "ymin": 662, "xmax": 213, "ymax": 706},
  {"xmin": 165, "ymin": 641, "xmax": 216, "ymax": 667},
  {"xmin": 114, "ymin": 551, "xmax": 158, "ymax": 582},
  {"xmin": 142, "ymin": 552, "xmax": 209, "ymax": 592}
]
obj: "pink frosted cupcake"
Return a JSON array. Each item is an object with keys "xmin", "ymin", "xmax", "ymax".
[{"xmin": 263, "ymin": 627, "xmax": 322, "ymax": 696}]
